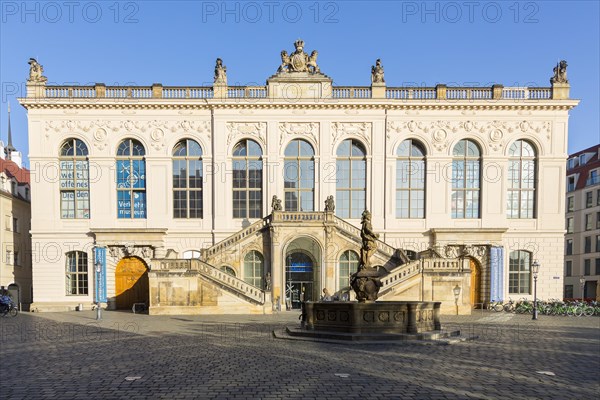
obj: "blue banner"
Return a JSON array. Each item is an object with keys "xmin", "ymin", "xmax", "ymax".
[
  {"xmin": 490, "ymin": 247, "xmax": 504, "ymax": 302},
  {"xmin": 94, "ymin": 247, "xmax": 107, "ymax": 303}
]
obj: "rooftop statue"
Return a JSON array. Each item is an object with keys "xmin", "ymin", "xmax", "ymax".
[
  {"xmin": 371, "ymin": 59, "xmax": 385, "ymax": 84},
  {"xmin": 551, "ymin": 60, "xmax": 568, "ymax": 84},
  {"xmin": 214, "ymin": 58, "xmax": 227, "ymax": 85},
  {"xmin": 277, "ymin": 40, "xmax": 320, "ymax": 74},
  {"xmin": 28, "ymin": 58, "xmax": 47, "ymax": 83}
]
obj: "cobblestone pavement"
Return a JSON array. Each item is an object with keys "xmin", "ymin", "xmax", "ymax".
[{"xmin": 0, "ymin": 310, "xmax": 598, "ymax": 399}]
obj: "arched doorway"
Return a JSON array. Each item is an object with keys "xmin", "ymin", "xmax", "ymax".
[
  {"xmin": 285, "ymin": 237, "xmax": 321, "ymax": 310},
  {"xmin": 7, "ymin": 284, "xmax": 19, "ymax": 310},
  {"xmin": 115, "ymin": 257, "xmax": 149, "ymax": 310},
  {"xmin": 470, "ymin": 258, "xmax": 481, "ymax": 306}
]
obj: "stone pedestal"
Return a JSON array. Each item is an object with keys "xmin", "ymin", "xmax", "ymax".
[
  {"xmin": 305, "ymin": 301, "xmax": 441, "ymax": 334},
  {"xmin": 552, "ymin": 82, "xmax": 570, "ymax": 99},
  {"xmin": 267, "ymin": 72, "xmax": 332, "ymax": 100}
]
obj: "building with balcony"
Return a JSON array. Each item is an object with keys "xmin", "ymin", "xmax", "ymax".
[
  {"xmin": 564, "ymin": 144, "xmax": 600, "ymax": 300},
  {"xmin": 18, "ymin": 42, "xmax": 578, "ymax": 314},
  {"xmin": 0, "ymin": 104, "xmax": 32, "ymax": 309}
]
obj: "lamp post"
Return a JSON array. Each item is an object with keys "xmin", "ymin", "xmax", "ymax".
[
  {"xmin": 580, "ymin": 276, "xmax": 586, "ymax": 303},
  {"xmin": 453, "ymin": 285, "xmax": 461, "ymax": 315},
  {"xmin": 95, "ymin": 260, "xmax": 102, "ymax": 321},
  {"xmin": 532, "ymin": 260, "xmax": 540, "ymax": 320}
]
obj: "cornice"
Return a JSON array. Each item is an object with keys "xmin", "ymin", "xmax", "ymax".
[{"xmin": 18, "ymin": 98, "xmax": 579, "ymax": 112}]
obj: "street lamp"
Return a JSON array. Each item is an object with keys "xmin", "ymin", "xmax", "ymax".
[
  {"xmin": 580, "ymin": 276, "xmax": 586, "ymax": 302},
  {"xmin": 95, "ymin": 260, "xmax": 102, "ymax": 321},
  {"xmin": 453, "ymin": 285, "xmax": 461, "ymax": 315},
  {"xmin": 532, "ymin": 260, "xmax": 540, "ymax": 320}
]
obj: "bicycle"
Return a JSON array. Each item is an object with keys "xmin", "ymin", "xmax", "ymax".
[{"xmin": 0, "ymin": 299, "xmax": 18, "ymax": 317}]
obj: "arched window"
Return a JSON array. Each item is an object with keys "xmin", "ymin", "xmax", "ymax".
[
  {"xmin": 60, "ymin": 139, "xmax": 90, "ymax": 219},
  {"xmin": 338, "ymin": 250, "xmax": 359, "ymax": 291},
  {"xmin": 243, "ymin": 251, "xmax": 263, "ymax": 287},
  {"xmin": 220, "ymin": 266, "xmax": 236, "ymax": 277},
  {"xmin": 509, "ymin": 250, "xmax": 531, "ymax": 294},
  {"xmin": 233, "ymin": 139, "xmax": 263, "ymax": 218},
  {"xmin": 336, "ymin": 139, "xmax": 366, "ymax": 218},
  {"xmin": 173, "ymin": 139, "xmax": 203, "ymax": 218},
  {"xmin": 116, "ymin": 139, "xmax": 146, "ymax": 219},
  {"xmin": 182, "ymin": 250, "xmax": 201, "ymax": 259},
  {"xmin": 452, "ymin": 139, "xmax": 481, "ymax": 218},
  {"xmin": 508, "ymin": 140, "xmax": 536, "ymax": 219},
  {"xmin": 66, "ymin": 251, "xmax": 88, "ymax": 295},
  {"xmin": 284, "ymin": 139, "xmax": 315, "ymax": 211},
  {"xmin": 396, "ymin": 139, "xmax": 425, "ymax": 218}
]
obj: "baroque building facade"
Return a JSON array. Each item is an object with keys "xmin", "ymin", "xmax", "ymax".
[{"xmin": 19, "ymin": 43, "xmax": 577, "ymax": 314}]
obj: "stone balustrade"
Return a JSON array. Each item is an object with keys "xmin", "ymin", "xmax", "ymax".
[
  {"xmin": 203, "ymin": 216, "xmax": 270, "ymax": 258},
  {"xmin": 41, "ymin": 84, "xmax": 556, "ymax": 100},
  {"xmin": 379, "ymin": 259, "xmax": 422, "ymax": 294}
]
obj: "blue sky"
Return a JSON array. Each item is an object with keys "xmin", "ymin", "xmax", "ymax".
[{"xmin": 1, "ymin": 0, "xmax": 599, "ymax": 166}]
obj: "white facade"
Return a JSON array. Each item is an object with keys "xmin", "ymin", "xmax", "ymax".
[{"xmin": 19, "ymin": 46, "xmax": 578, "ymax": 312}]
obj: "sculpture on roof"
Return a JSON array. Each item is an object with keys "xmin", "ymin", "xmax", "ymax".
[
  {"xmin": 371, "ymin": 59, "xmax": 385, "ymax": 84},
  {"xmin": 277, "ymin": 40, "xmax": 320, "ymax": 74},
  {"xmin": 324, "ymin": 195, "xmax": 335, "ymax": 212},
  {"xmin": 214, "ymin": 58, "xmax": 227, "ymax": 85},
  {"xmin": 27, "ymin": 58, "xmax": 47, "ymax": 83},
  {"xmin": 271, "ymin": 195, "xmax": 282, "ymax": 212},
  {"xmin": 551, "ymin": 60, "xmax": 568, "ymax": 84}
]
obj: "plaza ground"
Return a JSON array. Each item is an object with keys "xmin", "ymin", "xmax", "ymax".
[{"xmin": 0, "ymin": 310, "xmax": 598, "ymax": 399}]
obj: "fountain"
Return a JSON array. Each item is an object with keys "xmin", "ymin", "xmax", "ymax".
[{"xmin": 284, "ymin": 210, "xmax": 446, "ymax": 341}]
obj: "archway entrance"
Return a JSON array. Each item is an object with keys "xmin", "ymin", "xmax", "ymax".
[
  {"xmin": 285, "ymin": 237, "xmax": 321, "ymax": 310},
  {"xmin": 470, "ymin": 258, "xmax": 481, "ymax": 306},
  {"xmin": 115, "ymin": 257, "xmax": 149, "ymax": 310}
]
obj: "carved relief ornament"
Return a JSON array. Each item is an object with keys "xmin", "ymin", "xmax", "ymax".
[
  {"xmin": 44, "ymin": 120, "xmax": 211, "ymax": 150},
  {"xmin": 386, "ymin": 120, "xmax": 551, "ymax": 153},
  {"xmin": 226, "ymin": 122, "xmax": 266, "ymax": 146},
  {"xmin": 279, "ymin": 122, "xmax": 319, "ymax": 147},
  {"xmin": 331, "ymin": 122, "xmax": 372, "ymax": 146}
]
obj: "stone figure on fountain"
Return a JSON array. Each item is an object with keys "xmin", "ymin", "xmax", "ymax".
[{"xmin": 350, "ymin": 210, "xmax": 383, "ymax": 302}]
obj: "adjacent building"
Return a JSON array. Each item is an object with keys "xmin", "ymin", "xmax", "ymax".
[
  {"xmin": 18, "ymin": 42, "xmax": 578, "ymax": 314},
  {"xmin": 564, "ymin": 144, "xmax": 600, "ymax": 300},
  {"xmin": 0, "ymin": 104, "xmax": 32, "ymax": 309}
]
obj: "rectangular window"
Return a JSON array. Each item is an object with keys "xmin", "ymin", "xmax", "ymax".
[
  {"xmin": 566, "ymin": 239, "xmax": 573, "ymax": 255},
  {"xmin": 584, "ymin": 259, "xmax": 591, "ymax": 276},
  {"xmin": 12, "ymin": 217, "xmax": 18, "ymax": 233},
  {"xmin": 509, "ymin": 250, "xmax": 531, "ymax": 294},
  {"xmin": 597, "ymin": 189, "xmax": 600, "ymax": 206},
  {"xmin": 597, "ymin": 235, "xmax": 600, "ymax": 253},
  {"xmin": 567, "ymin": 196, "xmax": 574, "ymax": 212},
  {"xmin": 565, "ymin": 260, "xmax": 572, "ymax": 277},
  {"xmin": 5, "ymin": 250, "xmax": 12, "ymax": 265},
  {"xmin": 596, "ymin": 212, "xmax": 600, "ymax": 229},
  {"xmin": 580, "ymin": 154, "xmax": 586, "ymax": 165},
  {"xmin": 567, "ymin": 176, "xmax": 576, "ymax": 192},
  {"xmin": 564, "ymin": 285, "xmax": 573, "ymax": 299},
  {"xmin": 13, "ymin": 251, "xmax": 18, "ymax": 266},
  {"xmin": 584, "ymin": 236, "xmax": 591, "ymax": 253},
  {"xmin": 585, "ymin": 214, "xmax": 592, "ymax": 231},
  {"xmin": 60, "ymin": 160, "xmax": 90, "ymax": 219},
  {"xmin": 588, "ymin": 170, "xmax": 599, "ymax": 186},
  {"xmin": 566, "ymin": 217, "xmax": 574, "ymax": 233},
  {"xmin": 596, "ymin": 258, "xmax": 600, "ymax": 275},
  {"xmin": 66, "ymin": 252, "xmax": 88, "ymax": 295},
  {"xmin": 586, "ymin": 191, "xmax": 593, "ymax": 208},
  {"xmin": 567, "ymin": 158, "xmax": 575, "ymax": 170}
]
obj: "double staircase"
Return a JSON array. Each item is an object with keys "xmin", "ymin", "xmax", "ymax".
[{"xmin": 155, "ymin": 211, "xmax": 457, "ymax": 307}]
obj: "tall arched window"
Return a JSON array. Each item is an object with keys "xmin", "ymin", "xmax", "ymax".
[
  {"xmin": 508, "ymin": 140, "xmax": 536, "ymax": 219},
  {"xmin": 452, "ymin": 139, "xmax": 481, "ymax": 218},
  {"xmin": 509, "ymin": 250, "xmax": 531, "ymax": 294},
  {"xmin": 284, "ymin": 139, "xmax": 315, "ymax": 211},
  {"xmin": 336, "ymin": 139, "xmax": 366, "ymax": 219},
  {"xmin": 66, "ymin": 251, "xmax": 88, "ymax": 295},
  {"xmin": 116, "ymin": 139, "xmax": 146, "ymax": 219},
  {"xmin": 173, "ymin": 139, "xmax": 203, "ymax": 218},
  {"xmin": 243, "ymin": 251, "xmax": 264, "ymax": 287},
  {"xmin": 233, "ymin": 139, "xmax": 263, "ymax": 218},
  {"xmin": 339, "ymin": 250, "xmax": 359, "ymax": 291},
  {"xmin": 396, "ymin": 139, "xmax": 425, "ymax": 218},
  {"xmin": 60, "ymin": 139, "xmax": 90, "ymax": 219}
]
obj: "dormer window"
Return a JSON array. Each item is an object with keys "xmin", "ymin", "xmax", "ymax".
[
  {"xmin": 580, "ymin": 154, "xmax": 586, "ymax": 165},
  {"xmin": 567, "ymin": 158, "xmax": 575, "ymax": 170}
]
